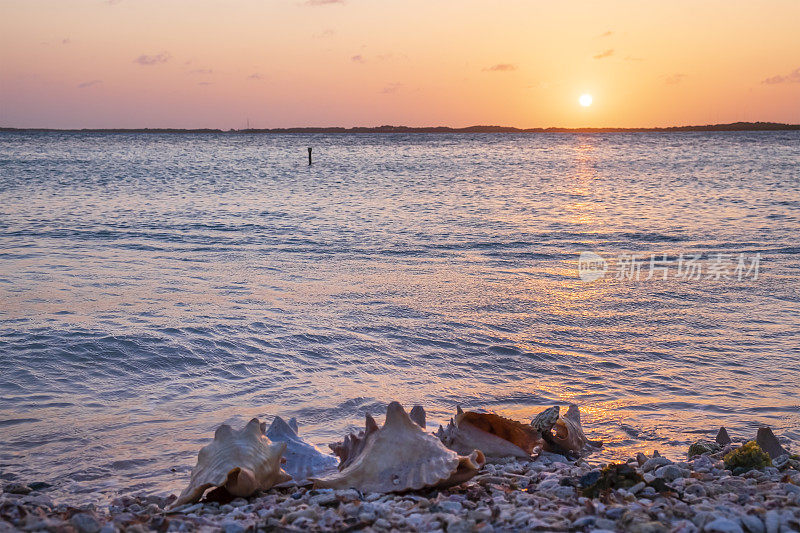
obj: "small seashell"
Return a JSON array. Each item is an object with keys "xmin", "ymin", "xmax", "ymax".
[
  {"xmin": 313, "ymin": 402, "xmax": 485, "ymax": 492},
  {"xmin": 531, "ymin": 406, "xmax": 560, "ymax": 434},
  {"xmin": 170, "ymin": 418, "xmax": 291, "ymax": 509},
  {"xmin": 265, "ymin": 416, "xmax": 339, "ymax": 482},
  {"xmin": 533, "ymin": 404, "xmax": 603, "ymax": 455}
]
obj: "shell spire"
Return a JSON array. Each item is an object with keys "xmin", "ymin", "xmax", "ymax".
[
  {"xmin": 329, "ymin": 412, "xmax": 380, "ymax": 471},
  {"xmin": 409, "ymin": 405, "xmax": 426, "ymax": 429}
]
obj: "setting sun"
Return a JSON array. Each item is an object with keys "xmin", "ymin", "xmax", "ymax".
[{"xmin": 579, "ymin": 94, "xmax": 593, "ymax": 107}]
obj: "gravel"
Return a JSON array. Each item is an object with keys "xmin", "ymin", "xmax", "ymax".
[{"xmin": 2, "ymin": 451, "xmax": 799, "ymax": 532}]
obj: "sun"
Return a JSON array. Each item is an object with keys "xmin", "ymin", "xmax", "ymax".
[{"xmin": 579, "ymin": 94, "xmax": 593, "ymax": 107}]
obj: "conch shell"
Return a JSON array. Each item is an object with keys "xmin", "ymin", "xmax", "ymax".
[
  {"xmin": 314, "ymin": 402, "xmax": 485, "ymax": 492},
  {"xmin": 265, "ymin": 416, "xmax": 338, "ymax": 481},
  {"xmin": 329, "ymin": 405, "xmax": 426, "ymax": 471},
  {"xmin": 171, "ymin": 418, "xmax": 291, "ymax": 508},
  {"xmin": 437, "ymin": 406, "xmax": 544, "ymax": 459},
  {"xmin": 533, "ymin": 404, "xmax": 603, "ymax": 454}
]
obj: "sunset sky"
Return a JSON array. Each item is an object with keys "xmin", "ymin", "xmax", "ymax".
[{"xmin": 1, "ymin": 0, "xmax": 799, "ymax": 129}]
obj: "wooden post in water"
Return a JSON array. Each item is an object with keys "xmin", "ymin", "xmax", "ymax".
[{"xmin": 308, "ymin": 147, "xmax": 312, "ymax": 165}]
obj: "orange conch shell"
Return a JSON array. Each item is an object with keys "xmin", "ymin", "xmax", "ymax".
[{"xmin": 437, "ymin": 406, "xmax": 544, "ymax": 459}]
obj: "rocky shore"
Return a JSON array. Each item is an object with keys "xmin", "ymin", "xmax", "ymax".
[{"xmin": 3, "ymin": 449, "xmax": 799, "ymax": 533}]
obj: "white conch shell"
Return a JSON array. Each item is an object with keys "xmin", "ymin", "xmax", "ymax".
[
  {"xmin": 265, "ymin": 416, "xmax": 338, "ymax": 481},
  {"xmin": 534, "ymin": 404, "xmax": 602, "ymax": 454},
  {"xmin": 170, "ymin": 418, "xmax": 291, "ymax": 508},
  {"xmin": 437, "ymin": 406, "xmax": 543, "ymax": 459},
  {"xmin": 313, "ymin": 402, "xmax": 485, "ymax": 492}
]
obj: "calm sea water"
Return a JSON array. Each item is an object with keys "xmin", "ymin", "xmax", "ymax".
[{"xmin": 1, "ymin": 131, "xmax": 799, "ymax": 503}]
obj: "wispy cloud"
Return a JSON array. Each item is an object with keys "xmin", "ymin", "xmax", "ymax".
[
  {"xmin": 189, "ymin": 68, "xmax": 213, "ymax": 75},
  {"xmin": 624, "ymin": 55, "xmax": 644, "ymax": 62},
  {"xmin": 665, "ymin": 73, "xmax": 686, "ymax": 85},
  {"xmin": 106, "ymin": 0, "xmax": 123, "ymax": 5},
  {"xmin": 61, "ymin": 38, "xmax": 71, "ymax": 45},
  {"xmin": 248, "ymin": 73, "xmax": 263, "ymax": 80},
  {"xmin": 381, "ymin": 83, "xmax": 402, "ymax": 94},
  {"xmin": 593, "ymin": 49, "xmax": 614, "ymax": 60},
  {"xmin": 133, "ymin": 52, "xmax": 171, "ymax": 66},
  {"xmin": 351, "ymin": 54, "xmax": 365, "ymax": 63},
  {"xmin": 305, "ymin": 0, "xmax": 344, "ymax": 5},
  {"xmin": 484, "ymin": 63, "xmax": 517, "ymax": 72},
  {"xmin": 599, "ymin": 31, "xmax": 613, "ymax": 38},
  {"xmin": 77, "ymin": 80, "xmax": 102, "ymax": 89},
  {"xmin": 198, "ymin": 81, "xmax": 212, "ymax": 86},
  {"xmin": 314, "ymin": 29, "xmax": 336, "ymax": 38},
  {"xmin": 762, "ymin": 67, "xmax": 800, "ymax": 85}
]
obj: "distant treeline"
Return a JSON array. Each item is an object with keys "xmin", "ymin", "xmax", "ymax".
[{"xmin": 2, "ymin": 122, "xmax": 799, "ymax": 134}]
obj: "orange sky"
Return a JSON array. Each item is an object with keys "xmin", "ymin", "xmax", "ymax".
[{"xmin": 1, "ymin": 0, "xmax": 799, "ymax": 129}]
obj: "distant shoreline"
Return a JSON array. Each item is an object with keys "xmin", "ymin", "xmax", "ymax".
[{"xmin": 1, "ymin": 121, "xmax": 799, "ymax": 134}]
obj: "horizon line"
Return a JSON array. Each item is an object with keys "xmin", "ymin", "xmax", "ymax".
[{"xmin": 2, "ymin": 121, "xmax": 799, "ymax": 134}]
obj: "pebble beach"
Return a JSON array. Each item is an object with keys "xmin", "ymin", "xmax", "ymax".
[{"xmin": 4, "ymin": 446, "xmax": 799, "ymax": 533}]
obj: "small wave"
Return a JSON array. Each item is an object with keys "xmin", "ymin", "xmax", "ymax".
[{"xmin": 0, "ymin": 418, "xmax": 41, "ymax": 427}]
